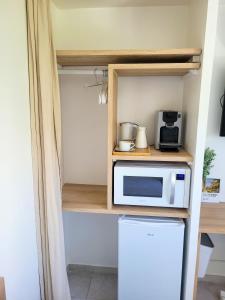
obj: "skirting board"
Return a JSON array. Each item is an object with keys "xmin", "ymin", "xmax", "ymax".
[
  {"xmin": 207, "ymin": 260, "xmax": 225, "ymax": 277},
  {"xmin": 67, "ymin": 264, "xmax": 118, "ymax": 275}
]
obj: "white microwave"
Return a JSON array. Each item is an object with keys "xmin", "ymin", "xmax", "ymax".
[{"xmin": 114, "ymin": 161, "xmax": 191, "ymax": 208}]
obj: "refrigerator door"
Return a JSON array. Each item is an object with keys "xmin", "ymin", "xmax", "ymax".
[{"xmin": 118, "ymin": 216, "xmax": 185, "ymax": 300}]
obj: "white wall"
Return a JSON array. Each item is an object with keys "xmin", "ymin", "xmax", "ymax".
[
  {"xmin": 60, "ymin": 75, "xmax": 108, "ymax": 185},
  {"xmin": 0, "ymin": 1, "xmax": 40, "ymax": 300},
  {"xmin": 206, "ymin": 1, "xmax": 225, "ymax": 203},
  {"xmin": 205, "ymin": 0, "xmax": 225, "ymax": 276},
  {"xmin": 63, "ymin": 213, "xmax": 118, "ymax": 267},
  {"xmin": 60, "ymin": 74, "xmax": 118, "ymax": 267},
  {"xmin": 51, "ymin": 4, "xmax": 188, "ymax": 50},
  {"xmin": 118, "ymin": 76, "xmax": 184, "ymax": 145},
  {"xmin": 187, "ymin": 0, "xmax": 208, "ymax": 47}
]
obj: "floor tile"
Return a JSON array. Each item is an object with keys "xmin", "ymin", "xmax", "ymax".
[
  {"xmin": 197, "ymin": 275, "xmax": 225, "ymax": 300},
  {"xmin": 87, "ymin": 273, "xmax": 117, "ymax": 300},
  {"xmin": 68, "ymin": 267, "xmax": 225, "ymax": 300},
  {"xmin": 68, "ymin": 270, "xmax": 92, "ymax": 299}
]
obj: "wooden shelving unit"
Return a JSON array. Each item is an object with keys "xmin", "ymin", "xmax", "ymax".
[
  {"xmin": 60, "ymin": 48, "xmax": 199, "ymax": 218},
  {"xmin": 200, "ymin": 203, "xmax": 225, "ymax": 234},
  {"xmin": 112, "ymin": 148, "xmax": 193, "ymax": 163},
  {"xmin": 107, "ymin": 61, "xmax": 198, "ymax": 210},
  {"xmin": 62, "ymin": 183, "xmax": 189, "ymax": 218},
  {"xmin": 57, "ymin": 48, "xmax": 201, "ymax": 66}
]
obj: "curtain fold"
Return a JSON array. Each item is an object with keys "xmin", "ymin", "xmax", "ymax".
[{"xmin": 26, "ymin": 1, "xmax": 71, "ymax": 299}]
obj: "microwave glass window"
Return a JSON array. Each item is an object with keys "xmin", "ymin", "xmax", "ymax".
[{"xmin": 123, "ymin": 176, "xmax": 163, "ymax": 198}]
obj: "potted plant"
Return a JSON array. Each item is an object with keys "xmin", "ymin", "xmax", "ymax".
[{"xmin": 202, "ymin": 147, "xmax": 216, "ymax": 192}]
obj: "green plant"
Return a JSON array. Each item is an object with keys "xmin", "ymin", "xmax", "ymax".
[{"xmin": 203, "ymin": 147, "xmax": 216, "ymax": 189}]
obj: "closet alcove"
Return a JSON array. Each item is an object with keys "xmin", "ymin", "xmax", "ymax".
[
  {"xmin": 52, "ymin": 0, "xmax": 220, "ymax": 298},
  {"xmin": 58, "ymin": 49, "xmax": 201, "ymax": 299}
]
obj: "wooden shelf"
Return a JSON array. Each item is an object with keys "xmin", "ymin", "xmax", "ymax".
[
  {"xmin": 62, "ymin": 184, "xmax": 107, "ymax": 213},
  {"xmin": 109, "ymin": 62, "xmax": 200, "ymax": 76},
  {"xmin": 56, "ymin": 48, "xmax": 201, "ymax": 66},
  {"xmin": 110, "ymin": 205, "xmax": 189, "ymax": 218},
  {"xmin": 113, "ymin": 146, "xmax": 151, "ymax": 156},
  {"xmin": 62, "ymin": 183, "xmax": 189, "ymax": 218},
  {"xmin": 200, "ymin": 203, "xmax": 225, "ymax": 234},
  {"xmin": 112, "ymin": 148, "xmax": 193, "ymax": 163}
]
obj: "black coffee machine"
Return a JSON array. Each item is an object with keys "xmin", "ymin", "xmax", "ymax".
[{"xmin": 155, "ymin": 111, "xmax": 183, "ymax": 151}]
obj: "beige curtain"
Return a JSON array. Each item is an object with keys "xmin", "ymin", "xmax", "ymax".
[{"xmin": 26, "ymin": 1, "xmax": 71, "ymax": 299}]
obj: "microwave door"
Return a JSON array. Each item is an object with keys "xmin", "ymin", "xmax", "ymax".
[{"xmin": 115, "ymin": 166, "xmax": 170, "ymax": 207}]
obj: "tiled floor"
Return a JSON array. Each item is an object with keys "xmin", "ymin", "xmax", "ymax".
[
  {"xmin": 197, "ymin": 275, "xmax": 225, "ymax": 300},
  {"xmin": 68, "ymin": 267, "xmax": 225, "ymax": 300},
  {"xmin": 68, "ymin": 267, "xmax": 117, "ymax": 300}
]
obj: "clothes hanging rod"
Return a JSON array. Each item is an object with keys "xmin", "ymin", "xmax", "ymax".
[{"xmin": 57, "ymin": 68, "xmax": 108, "ymax": 76}]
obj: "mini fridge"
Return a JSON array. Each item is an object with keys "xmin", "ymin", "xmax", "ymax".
[{"xmin": 118, "ymin": 216, "xmax": 185, "ymax": 300}]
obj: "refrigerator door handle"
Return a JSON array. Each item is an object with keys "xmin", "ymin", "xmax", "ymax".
[{"xmin": 170, "ymin": 172, "xmax": 176, "ymax": 205}]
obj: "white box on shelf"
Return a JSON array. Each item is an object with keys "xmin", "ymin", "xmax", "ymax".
[
  {"xmin": 202, "ymin": 192, "xmax": 220, "ymax": 203},
  {"xmin": 202, "ymin": 178, "xmax": 220, "ymax": 203}
]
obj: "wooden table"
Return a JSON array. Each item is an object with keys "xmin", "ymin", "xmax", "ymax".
[{"xmin": 200, "ymin": 203, "xmax": 225, "ymax": 234}]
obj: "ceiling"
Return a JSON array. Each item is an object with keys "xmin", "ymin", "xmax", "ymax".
[{"xmin": 52, "ymin": 0, "xmax": 189, "ymax": 9}]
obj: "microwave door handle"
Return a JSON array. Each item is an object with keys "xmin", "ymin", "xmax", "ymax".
[{"xmin": 170, "ymin": 172, "xmax": 176, "ymax": 205}]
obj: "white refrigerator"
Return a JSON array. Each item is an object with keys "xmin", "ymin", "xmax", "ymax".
[{"xmin": 118, "ymin": 216, "xmax": 185, "ymax": 300}]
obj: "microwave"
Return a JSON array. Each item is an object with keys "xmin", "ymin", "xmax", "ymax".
[{"xmin": 114, "ymin": 161, "xmax": 191, "ymax": 208}]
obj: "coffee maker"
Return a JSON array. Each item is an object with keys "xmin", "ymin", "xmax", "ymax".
[{"xmin": 155, "ymin": 111, "xmax": 183, "ymax": 151}]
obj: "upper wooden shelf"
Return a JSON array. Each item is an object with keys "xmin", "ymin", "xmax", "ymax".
[
  {"xmin": 109, "ymin": 62, "xmax": 200, "ymax": 76},
  {"xmin": 56, "ymin": 48, "xmax": 201, "ymax": 66},
  {"xmin": 200, "ymin": 203, "xmax": 225, "ymax": 234},
  {"xmin": 112, "ymin": 148, "xmax": 193, "ymax": 163},
  {"xmin": 62, "ymin": 183, "xmax": 189, "ymax": 218}
]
